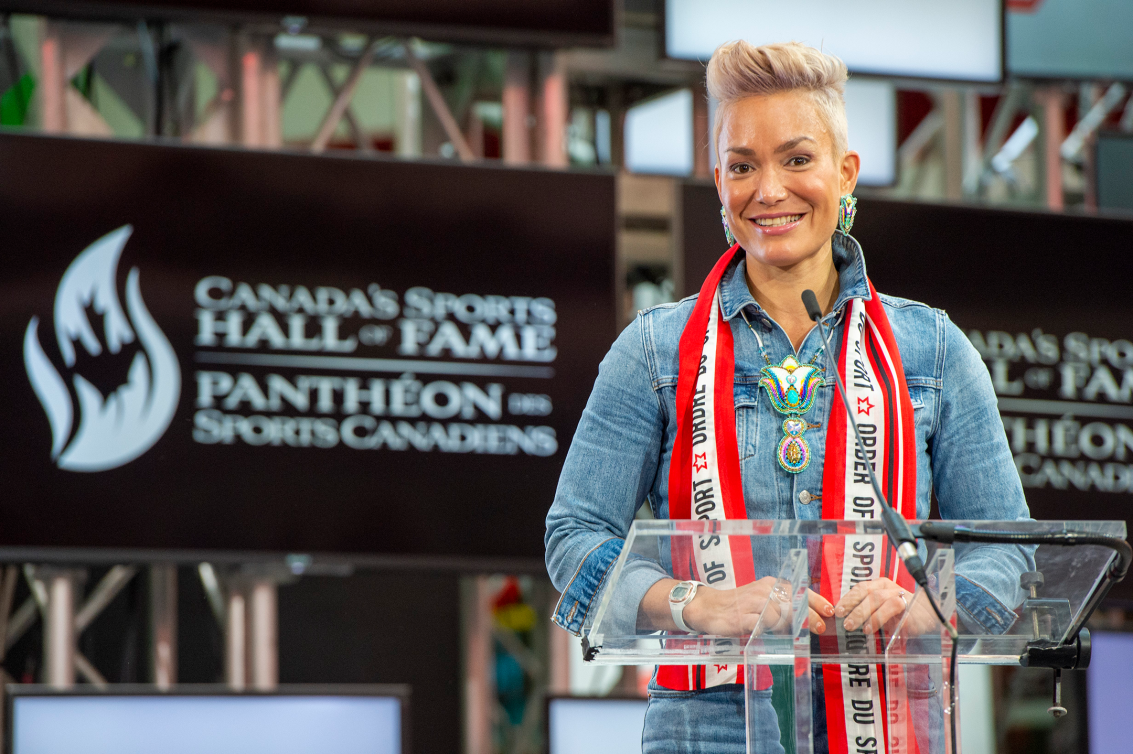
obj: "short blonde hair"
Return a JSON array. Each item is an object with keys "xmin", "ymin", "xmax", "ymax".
[{"xmin": 707, "ymin": 41, "xmax": 849, "ymax": 158}]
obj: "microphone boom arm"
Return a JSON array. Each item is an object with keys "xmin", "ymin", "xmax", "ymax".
[{"xmin": 801, "ymin": 289, "xmax": 930, "ymax": 588}]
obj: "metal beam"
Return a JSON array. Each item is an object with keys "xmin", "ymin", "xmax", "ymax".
[
  {"xmin": 150, "ymin": 564, "xmax": 177, "ymax": 689},
  {"xmin": 898, "ymin": 109, "xmax": 943, "ymax": 164},
  {"xmin": 1036, "ymin": 87, "xmax": 1067, "ymax": 211},
  {"xmin": 75, "ymin": 565, "xmax": 137, "ymax": 632},
  {"xmin": 20, "ymin": 567, "xmax": 113, "ymax": 687},
  {"xmin": 395, "ymin": 69, "xmax": 421, "ymax": 157},
  {"xmin": 940, "ymin": 89, "xmax": 964, "ymax": 200},
  {"xmin": 402, "ymin": 41, "xmax": 474, "ymax": 162},
  {"xmin": 462, "ymin": 576, "xmax": 493, "ymax": 754},
  {"xmin": 248, "ymin": 579, "xmax": 278, "ymax": 690},
  {"xmin": 1121, "ymin": 95, "xmax": 1133, "ymax": 133},
  {"xmin": 539, "ymin": 51, "xmax": 568, "ymax": 168},
  {"xmin": 318, "ymin": 65, "xmax": 372, "ymax": 152},
  {"xmin": 39, "ymin": 23, "xmax": 65, "ymax": 133},
  {"xmin": 981, "ymin": 86, "xmax": 1026, "ymax": 164},
  {"xmin": 492, "ymin": 625, "xmax": 540, "ymax": 677},
  {"xmin": 199, "ymin": 563, "xmax": 226, "ymax": 627},
  {"xmin": 1062, "ymin": 83, "xmax": 1127, "ymax": 162},
  {"xmin": 225, "ymin": 586, "xmax": 247, "ymax": 690},
  {"xmin": 0, "ymin": 566, "xmax": 18, "ymax": 659},
  {"xmin": 38, "ymin": 20, "xmax": 119, "ymax": 135},
  {"xmin": 311, "ymin": 38, "xmax": 378, "ymax": 154},
  {"xmin": 74, "ymin": 651, "xmax": 109, "ymax": 689},
  {"xmin": 43, "ymin": 569, "xmax": 78, "ymax": 688},
  {"xmin": 502, "ymin": 52, "xmax": 531, "ymax": 164},
  {"xmin": 990, "ymin": 116, "xmax": 1038, "ymax": 176},
  {"xmin": 280, "ymin": 59, "xmax": 303, "ymax": 101},
  {"xmin": 5, "ymin": 597, "xmax": 38, "ymax": 653},
  {"xmin": 961, "ymin": 90, "xmax": 983, "ymax": 196}
]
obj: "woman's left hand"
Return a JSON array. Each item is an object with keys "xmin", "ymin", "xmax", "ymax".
[{"xmin": 833, "ymin": 578, "xmax": 937, "ymax": 636}]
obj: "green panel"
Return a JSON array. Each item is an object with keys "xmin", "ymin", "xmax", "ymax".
[
  {"xmin": 349, "ymin": 67, "xmax": 398, "ymax": 134},
  {"xmin": 0, "ymin": 74, "xmax": 35, "ymax": 127},
  {"xmin": 770, "ymin": 664, "xmax": 797, "ymax": 754},
  {"xmin": 281, "ymin": 62, "xmax": 338, "ymax": 143},
  {"xmin": 194, "ymin": 61, "xmax": 218, "ymax": 124}
]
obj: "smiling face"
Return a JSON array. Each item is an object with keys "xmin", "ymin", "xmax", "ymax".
[{"xmin": 714, "ymin": 91, "xmax": 859, "ymax": 271}]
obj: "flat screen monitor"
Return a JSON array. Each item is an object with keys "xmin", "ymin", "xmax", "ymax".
[
  {"xmin": 546, "ymin": 696, "xmax": 648, "ymax": 754},
  {"xmin": 8, "ymin": 686, "xmax": 407, "ymax": 754},
  {"xmin": 843, "ymin": 79, "xmax": 897, "ymax": 187},
  {"xmin": 1088, "ymin": 632, "xmax": 1133, "ymax": 754},
  {"xmin": 1008, "ymin": 0, "xmax": 1133, "ymax": 81},
  {"xmin": 1097, "ymin": 132, "xmax": 1133, "ymax": 214},
  {"xmin": 624, "ymin": 89, "xmax": 694, "ymax": 176},
  {"xmin": 664, "ymin": 0, "xmax": 1003, "ymax": 83}
]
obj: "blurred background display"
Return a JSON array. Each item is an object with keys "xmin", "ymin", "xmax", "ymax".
[
  {"xmin": 665, "ymin": 0, "xmax": 1003, "ymax": 81},
  {"xmin": 546, "ymin": 697, "xmax": 648, "ymax": 754},
  {"xmin": 10, "ymin": 689, "xmax": 405, "ymax": 754},
  {"xmin": 1096, "ymin": 132, "xmax": 1133, "ymax": 212},
  {"xmin": 834, "ymin": 79, "xmax": 896, "ymax": 186},
  {"xmin": 1087, "ymin": 632, "xmax": 1133, "ymax": 754},
  {"xmin": 1008, "ymin": 0, "xmax": 1133, "ymax": 81}
]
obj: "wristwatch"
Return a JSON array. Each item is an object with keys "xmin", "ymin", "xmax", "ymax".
[{"xmin": 668, "ymin": 580, "xmax": 704, "ymax": 633}]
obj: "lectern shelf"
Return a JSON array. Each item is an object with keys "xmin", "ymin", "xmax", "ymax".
[{"xmin": 582, "ymin": 518, "xmax": 1124, "ymax": 754}]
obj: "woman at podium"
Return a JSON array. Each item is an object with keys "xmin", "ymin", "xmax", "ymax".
[{"xmin": 544, "ymin": 40, "xmax": 1030, "ymax": 754}]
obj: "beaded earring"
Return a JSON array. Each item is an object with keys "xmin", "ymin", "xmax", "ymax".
[
  {"xmin": 837, "ymin": 194, "xmax": 858, "ymax": 235},
  {"xmin": 720, "ymin": 206, "xmax": 737, "ymax": 246}
]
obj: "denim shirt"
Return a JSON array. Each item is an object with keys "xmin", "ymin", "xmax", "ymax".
[{"xmin": 545, "ymin": 234, "xmax": 1032, "ymax": 640}]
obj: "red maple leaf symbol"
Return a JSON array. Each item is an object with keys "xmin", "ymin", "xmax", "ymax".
[
  {"xmin": 693, "ymin": 453, "xmax": 708, "ymax": 473},
  {"xmin": 856, "ymin": 396, "xmax": 874, "ymax": 416}
]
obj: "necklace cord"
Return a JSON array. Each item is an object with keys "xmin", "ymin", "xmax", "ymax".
[{"xmin": 738, "ymin": 307, "xmax": 825, "ymax": 367}]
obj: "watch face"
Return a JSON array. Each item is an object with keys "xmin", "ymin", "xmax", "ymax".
[{"xmin": 670, "ymin": 584, "xmax": 692, "ymax": 602}]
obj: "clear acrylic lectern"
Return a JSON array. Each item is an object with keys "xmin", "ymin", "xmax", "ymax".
[{"xmin": 583, "ymin": 519, "xmax": 1125, "ymax": 754}]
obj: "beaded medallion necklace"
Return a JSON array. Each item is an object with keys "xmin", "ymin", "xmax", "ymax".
[{"xmin": 739, "ymin": 308, "xmax": 826, "ymax": 473}]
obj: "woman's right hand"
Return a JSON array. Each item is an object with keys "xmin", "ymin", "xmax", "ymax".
[{"xmin": 681, "ymin": 578, "xmax": 835, "ymax": 636}]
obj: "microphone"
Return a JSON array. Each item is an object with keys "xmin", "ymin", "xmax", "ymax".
[{"xmin": 802, "ymin": 289, "xmax": 929, "ymax": 588}]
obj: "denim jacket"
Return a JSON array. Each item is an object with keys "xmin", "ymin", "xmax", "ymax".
[{"xmin": 545, "ymin": 234, "xmax": 1032, "ymax": 640}]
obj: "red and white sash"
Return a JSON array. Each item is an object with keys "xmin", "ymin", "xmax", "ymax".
[
  {"xmin": 658, "ymin": 244, "xmax": 919, "ymax": 754},
  {"xmin": 817, "ymin": 285, "xmax": 919, "ymax": 754}
]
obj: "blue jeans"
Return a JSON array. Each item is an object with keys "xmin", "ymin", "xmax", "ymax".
[{"xmin": 642, "ymin": 684, "xmax": 784, "ymax": 754}]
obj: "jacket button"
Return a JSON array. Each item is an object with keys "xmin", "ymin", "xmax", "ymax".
[{"xmin": 799, "ymin": 490, "xmax": 819, "ymax": 504}]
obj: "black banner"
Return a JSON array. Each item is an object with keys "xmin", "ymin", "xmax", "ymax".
[
  {"xmin": 0, "ymin": 133, "xmax": 616, "ymax": 559},
  {"xmin": 683, "ymin": 182, "xmax": 1133, "ymax": 595},
  {"xmin": 6, "ymin": 0, "xmax": 615, "ymax": 47}
]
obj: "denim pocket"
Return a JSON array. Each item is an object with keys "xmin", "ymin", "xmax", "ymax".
[
  {"xmin": 736, "ymin": 404, "xmax": 760, "ymax": 462},
  {"xmin": 908, "ymin": 384, "xmax": 939, "ymax": 435}
]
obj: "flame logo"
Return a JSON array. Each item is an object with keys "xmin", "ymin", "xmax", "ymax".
[{"xmin": 23, "ymin": 225, "xmax": 181, "ymax": 472}]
